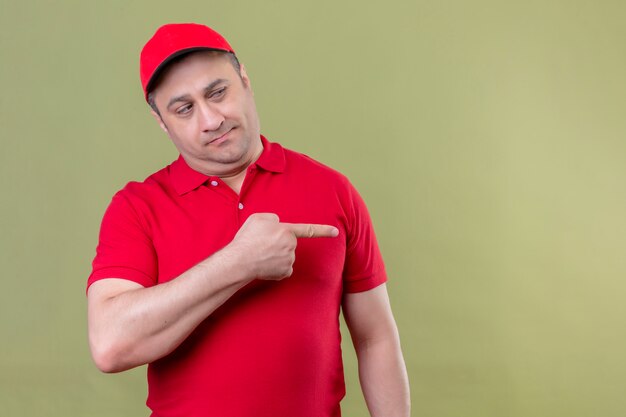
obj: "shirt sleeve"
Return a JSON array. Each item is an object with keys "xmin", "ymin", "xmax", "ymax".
[
  {"xmin": 87, "ymin": 190, "xmax": 158, "ymax": 292},
  {"xmin": 341, "ymin": 180, "xmax": 388, "ymax": 293}
]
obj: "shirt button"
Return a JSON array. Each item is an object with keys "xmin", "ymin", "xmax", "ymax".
[
  {"xmin": 238, "ymin": 203, "xmax": 244, "ymax": 210},
  {"xmin": 210, "ymin": 180, "xmax": 218, "ymax": 186}
]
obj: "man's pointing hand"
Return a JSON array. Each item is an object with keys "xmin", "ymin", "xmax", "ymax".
[{"xmin": 231, "ymin": 213, "xmax": 338, "ymax": 280}]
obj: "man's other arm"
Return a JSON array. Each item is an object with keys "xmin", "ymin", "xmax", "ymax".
[
  {"xmin": 343, "ymin": 283, "xmax": 411, "ymax": 417},
  {"xmin": 87, "ymin": 213, "xmax": 337, "ymax": 373}
]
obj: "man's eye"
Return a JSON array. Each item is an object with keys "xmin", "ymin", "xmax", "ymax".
[
  {"xmin": 209, "ymin": 87, "xmax": 226, "ymax": 99},
  {"xmin": 176, "ymin": 104, "xmax": 192, "ymax": 115}
]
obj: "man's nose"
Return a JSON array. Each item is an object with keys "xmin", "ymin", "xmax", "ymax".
[{"xmin": 197, "ymin": 102, "xmax": 224, "ymax": 132}]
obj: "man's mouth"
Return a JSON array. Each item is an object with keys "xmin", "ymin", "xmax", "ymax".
[{"xmin": 208, "ymin": 128, "xmax": 234, "ymax": 145}]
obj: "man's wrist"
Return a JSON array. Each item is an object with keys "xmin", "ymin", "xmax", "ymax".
[{"xmin": 200, "ymin": 242, "xmax": 255, "ymax": 286}]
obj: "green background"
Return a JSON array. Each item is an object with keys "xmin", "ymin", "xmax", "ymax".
[{"xmin": 1, "ymin": 0, "xmax": 625, "ymax": 416}]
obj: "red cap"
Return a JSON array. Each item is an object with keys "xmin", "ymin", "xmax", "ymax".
[{"xmin": 140, "ymin": 23, "xmax": 235, "ymax": 101}]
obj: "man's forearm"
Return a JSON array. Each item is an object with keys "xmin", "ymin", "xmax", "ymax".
[
  {"xmin": 88, "ymin": 243, "xmax": 253, "ymax": 373},
  {"xmin": 356, "ymin": 337, "xmax": 411, "ymax": 417}
]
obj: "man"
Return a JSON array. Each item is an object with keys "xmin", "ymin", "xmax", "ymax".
[{"xmin": 87, "ymin": 23, "xmax": 410, "ymax": 417}]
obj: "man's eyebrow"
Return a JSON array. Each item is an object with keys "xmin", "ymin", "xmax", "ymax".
[
  {"xmin": 203, "ymin": 79, "xmax": 229, "ymax": 95},
  {"xmin": 166, "ymin": 79, "xmax": 229, "ymax": 110},
  {"xmin": 167, "ymin": 94, "xmax": 191, "ymax": 110}
]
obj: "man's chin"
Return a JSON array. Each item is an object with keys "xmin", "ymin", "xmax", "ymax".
[{"xmin": 208, "ymin": 149, "xmax": 249, "ymax": 166}]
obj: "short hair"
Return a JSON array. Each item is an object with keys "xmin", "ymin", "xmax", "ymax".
[{"xmin": 147, "ymin": 50, "xmax": 241, "ymax": 116}]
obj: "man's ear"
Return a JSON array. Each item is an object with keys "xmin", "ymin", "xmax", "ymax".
[
  {"xmin": 240, "ymin": 64, "xmax": 252, "ymax": 91},
  {"xmin": 150, "ymin": 109, "xmax": 169, "ymax": 134}
]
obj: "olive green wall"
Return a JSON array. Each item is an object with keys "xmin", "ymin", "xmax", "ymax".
[{"xmin": 1, "ymin": 1, "xmax": 625, "ymax": 416}]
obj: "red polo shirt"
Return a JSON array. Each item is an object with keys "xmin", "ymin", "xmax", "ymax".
[{"xmin": 88, "ymin": 136, "xmax": 387, "ymax": 417}]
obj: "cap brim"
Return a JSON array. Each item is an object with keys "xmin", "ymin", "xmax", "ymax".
[{"xmin": 145, "ymin": 47, "xmax": 230, "ymax": 98}]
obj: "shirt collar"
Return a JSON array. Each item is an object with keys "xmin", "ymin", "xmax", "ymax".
[{"xmin": 169, "ymin": 134, "xmax": 286, "ymax": 195}]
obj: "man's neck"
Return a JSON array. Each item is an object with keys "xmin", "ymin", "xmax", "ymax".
[{"xmin": 220, "ymin": 169, "xmax": 248, "ymax": 195}]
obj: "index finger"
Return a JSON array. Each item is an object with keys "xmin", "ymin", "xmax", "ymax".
[{"xmin": 283, "ymin": 223, "xmax": 339, "ymax": 238}]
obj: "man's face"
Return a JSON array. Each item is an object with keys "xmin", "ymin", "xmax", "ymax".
[{"xmin": 151, "ymin": 51, "xmax": 262, "ymax": 176}]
